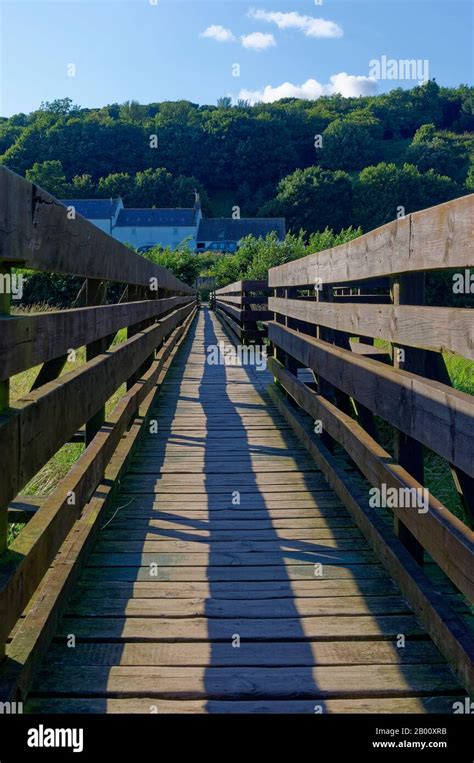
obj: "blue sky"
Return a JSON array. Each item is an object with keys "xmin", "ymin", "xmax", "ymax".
[{"xmin": 0, "ymin": 0, "xmax": 472, "ymax": 116}]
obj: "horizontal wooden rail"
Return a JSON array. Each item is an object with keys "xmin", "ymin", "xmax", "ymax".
[
  {"xmin": 269, "ymin": 357, "xmax": 474, "ymax": 600},
  {"xmin": 0, "ymin": 302, "xmax": 195, "ymax": 512},
  {"xmin": 268, "ymin": 191, "xmax": 474, "ymax": 690},
  {"xmin": 269, "ymin": 194, "xmax": 473, "ymax": 287},
  {"xmin": 0, "ymin": 296, "xmax": 194, "ymax": 379},
  {"xmin": 268, "ymin": 321, "xmax": 474, "ymax": 478},
  {"xmin": 0, "ymin": 168, "xmax": 194, "ymax": 294},
  {"xmin": 269, "ymin": 385, "xmax": 474, "ymax": 695},
  {"xmin": 214, "ymin": 279, "xmax": 270, "ymax": 296},
  {"xmin": 0, "ymin": 304, "xmax": 197, "ymax": 700},
  {"xmin": 270, "ymin": 297, "xmax": 474, "ymax": 360},
  {"xmin": 215, "ymin": 280, "xmax": 270, "ymax": 345}
]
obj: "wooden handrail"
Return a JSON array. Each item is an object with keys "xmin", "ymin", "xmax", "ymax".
[
  {"xmin": 214, "ymin": 280, "xmax": 271, "ymax": 345},
  {"xmin": 268, "ymin": 194, "xmax": 474, "ymax": 692},
  {"xmin": 269, "ymin": 194, "xmax": 474, "ymax": 287},
  {"xmin": 0, "ymin": 167, "xmax": 195, "ymax": 294},
  {"xmin": 0, "ymin": 168, "xmax": 199, "ymax": 663}
]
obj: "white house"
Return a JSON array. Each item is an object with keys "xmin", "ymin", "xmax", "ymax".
[
  {"xmin": 114, "ymin": 207, "xmax": 201, "ymax": 252},
  {"xmin": 61, "ymin": 196, "xmax": 285, "ymax": 253},
  {"xmin": 61, "ymin": 198, "xmax": 123, "ymax": 235}
]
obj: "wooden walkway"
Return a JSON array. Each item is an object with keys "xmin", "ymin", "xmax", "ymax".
[{"xmin": 26, "ymin": 309, "xmax": 465, "ymax": 713}]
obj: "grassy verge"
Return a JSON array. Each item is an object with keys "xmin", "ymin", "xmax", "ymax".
[{"xmin": 7, "ymin": 313, "xmax": 128, "ymax": 544}]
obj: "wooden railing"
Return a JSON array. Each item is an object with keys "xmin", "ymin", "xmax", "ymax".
[
  {"xmin": 0, "ymin": 167, "xmax": 198, "ymax": 664},
  {"xmin": 213, "ymin": 279, "xmax": 271, "ymax": 344},
  {"xmin": 267, "ymin": 194, "xmax": 474, "ymax": 692}
]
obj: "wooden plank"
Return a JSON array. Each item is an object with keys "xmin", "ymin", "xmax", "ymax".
[
  {"xmin": 0, "ymin": 302, "xmax": 195, "ymax": 511},
  {"xmin": 24, "ymin": 696, "xmax": 466, "ymax": 714},
  {"xmin": 217, "ymin": 295, "xmax": 268, "ymax": 306},
  {"xmin": 66, "ymin": 594, "xmax": 412, "ymax": 618},
  {"xmin": 0, "ymin": 307, "xmax": 198, "ymax": 653},
  {"xmin": 269, "ymin": 297, "xmax": 474, "ymax": 360},
  {"xmin": 0, "ymin": 305, "xmax": 197, "ymax": 702},
  {"xmin": 215, "ymin": 280, "xmax": 268, "ymax": 296},
  {"xmin": 0, "ymin": 297, "xmax": 193, "ymax": 379},
  {"xmin": 0, "ymin": 167, "xmax": 194, "ymax": 294},
  {"xmin": 268, "ymin": 384, "xmax": 474, "ymax": 694},
  {"xmin": 215, "ymin": 301, "xmax": 272, "ymax": 324},
  {"xmin": 41, "ymin": 639, "xmax": 442, "ymax": 667},
  {"xmin": 73, "ymin": 578, "xmax": 398, "ymax": 599},
  {"xmin": 55, "ymin": 614, "xmax": 425, "ymax": 641},
  {"xmin": 0, "ymin": 264, "xmax": 10, "ymax": 563},
  {"xmin": 391, "ymin": 274, "xmax": 425, "ymax": 562},
  {"xmin": 86, "ymin": 549, "xmax": 376, "ymax": 567},
  {"xmin": 93, "ymin": 537, "xmax": 370, "ymax": 553},
  {"xmin": 268, "ymin": 357, "xmax": 474, "ymax": 601},
  {"xmin": 268, "ymin": 321, "xmax": 474, "ymax": 477},
  {"xmin": 99, "ymin": 528, "xmax": 361, "ymax": 541},
  {"xmin": 215, "ymin": 307, "xmax": 243, "ymax": 340},
  {"xmin": 79, "ymin": 563, "xmax": 401, "ymax": 583},
  {"xmin": 269, "ymin": 194, "xmax": 473, "ymax": 286},
  {"xmin": 31, "ymin": 663, "xmax": 460, "ymax": 698}
]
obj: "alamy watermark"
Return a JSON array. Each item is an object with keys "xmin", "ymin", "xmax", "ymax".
[
  {"xmin": 206, "ymin": 341, "xmax": 267, "ymax": 371},
  {"xmin": 452, "ymin": 269, "xmax": 474, "ymax": 294},
  {"xmin": 369, "ymin": 484, "xmax": 429, "ymax": 513},
  {"xmin": 369, "ymin": 55, "xmax": 429, "ymax": 85},
  {"xmin": 0, "ymin": 272, "xmax": 24, "ymax": 300}
]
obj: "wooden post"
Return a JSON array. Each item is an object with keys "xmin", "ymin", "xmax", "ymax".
[
  {"xmin": 392, "ymin": 274, "xmax": 425, "ymax": 564},
  {"xmin": 0, "ymin": 263, "xmax": 11, "ymax": 661},
  {"xmin": 316, "ymin": 284, "xmax": 336, "ymax": 452},
  {"xmin": 0, "ymin": 264, "xmax": 11, "ymax": 559},
  {"xmin": 85, "ymin": 279, "xmax": 107, "ymax": 445},
  {"xmin": 284, "ymin": 288, "xmax": 298, "ymax": 377}
]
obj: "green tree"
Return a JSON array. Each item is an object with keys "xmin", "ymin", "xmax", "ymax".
[
  {"xmin": 267, "ymin": 166, "xmax": 353, "ymax": 233},
  {"xmin": 66, "ymin": 174, "xmax": 96, "ymax": 197},
  {"xmin": 321, "ymin": 113, "xmax": 382, "ymax": 171},
  {"xmin": 98, "ymin": 172, "xmax": 134, "ymax": 200},
  {"xmin": 143, "ymin": 243, "xmax": 200, "ymax": 285},
  {"xmin": 406, "ymin": 124, "xmax": 469, "ymax": 182},
  {"xmin": 25, "ymin": 160, "xmax": 68, "ymax": 196},
  {"xmin": 129, "ymin": 167, "xmax": 174, "ymax": 206},
  {"xmin": 353, "ymin": 162, "xmax": 463, "ymax": 231}
]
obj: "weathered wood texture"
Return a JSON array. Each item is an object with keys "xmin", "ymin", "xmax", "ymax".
[
  {"xmin": 268, "ymin": 385, "xmax": 474, "ymax": 695},
  {"xmin": 23, "ymin": 308, "xmax": 466, "ymax": 712},
  {"xmin": 0, "ymin": 167, "xmax": 194, "ymax": 293},
  {"xmin": 269, "ymin": 194, "xmax": 473, "ymax": 286},
  {"xmin": 269, "ymin": 297, "xmax": 474, "ymax": 359},
  {"xmin": 0, "ymin": 302, "xmax": 196, "ymax": 518},
  {"xmin": 0, "ymin": 296, "xmax": 194, "ymax": 379},
  {"xmin": 0, "ymin": 305, "xmax": 198, "ymax": 702},
  {"xmin": 268, "ymin": 357, "xmax": 474, "ymax": 601},
  {"xmin": 268, "ymin": 322, "xmax": 474, "ymax": 477},
  {"xmin": 215, "ymin": 280, "xmax": 270, "ymax": 344}
]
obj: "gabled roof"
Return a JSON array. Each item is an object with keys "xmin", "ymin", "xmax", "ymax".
[
  {"xmin": 116, "ymin": 209, "xmax": 197, "ymax": 227},
  {"xmin": 61, "ymin": 198, "xmax": 121, "ymax": 219},
  {"xmin": 197, "ymin": 218, "xmax": 286, "ymax": 242}
]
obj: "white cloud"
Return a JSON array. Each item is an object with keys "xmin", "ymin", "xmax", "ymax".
[
  {"xmin": 239, "ymin": 72, "xmax": 378, "ymax": 104},
  {"xmin": 248, "ymin": 9, "xmax": 343, "ymax": 38},
  {"xmin": 200, "ymin": 25, "xmax": 236, "ymax": 43},
  {"xmin": 240, "ymin": 32, "xmax": 276, "ymax": 51},
  {"xmin": 327, "ymin": 72, "xmax": 378, "ymax": 97}
]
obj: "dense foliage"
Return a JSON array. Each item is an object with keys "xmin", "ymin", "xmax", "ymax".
[{"xmin": 1, "ymin": 83, "xmax": 472, "ymax": 234}]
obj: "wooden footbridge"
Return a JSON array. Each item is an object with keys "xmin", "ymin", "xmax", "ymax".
[{"xmin": 0, "ymin": 168, "xmax": 473, "ymax": 714}]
